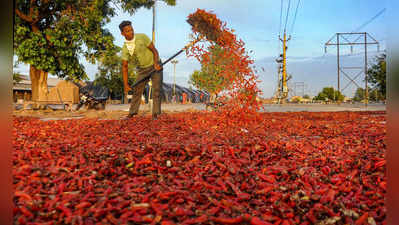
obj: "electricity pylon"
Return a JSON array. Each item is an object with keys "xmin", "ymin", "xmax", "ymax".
[{"xmin": 325, "ymin": 32, "xmax": 379, "ymax": 105}]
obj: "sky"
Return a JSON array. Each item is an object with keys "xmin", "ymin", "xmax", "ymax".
[{"xmin": 14, "ymin": 0, "xmax": 388, "ymax": 98}]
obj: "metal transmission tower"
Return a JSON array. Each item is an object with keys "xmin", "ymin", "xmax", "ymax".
[
  {"xmin": 293, "ymin": 82, "xmax": 305, "ymax": 97},
  {"xmin": 325, "ymin": 32, "xmax": 379, "ymax": 104}
]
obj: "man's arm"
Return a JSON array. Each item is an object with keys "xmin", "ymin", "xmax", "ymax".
[
  {"xmin": 147, "ymin": 42, "xmax": 162, "ymax": 71},
  {"xmin": 122, "ymin": 60, "xmax": 131, "ymax": 94}
]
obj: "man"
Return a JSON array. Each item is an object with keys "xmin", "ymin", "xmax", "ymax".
[{"xmin": 119, "ymin": 20, "xmax": 163, "ymax": 119}]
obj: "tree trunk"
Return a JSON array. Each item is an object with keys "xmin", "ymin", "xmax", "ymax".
[
  {"xmin": 28, "ymin": 23, "xmax": 49, "ymax": 105},
  {"xmin": 29, "ymin": 65, "xmax": 49, "ymax": 102}
]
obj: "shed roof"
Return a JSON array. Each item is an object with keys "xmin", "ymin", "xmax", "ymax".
[{"xmin": 13, "ymin": 75, "xmax": 65, "ymax": 91}]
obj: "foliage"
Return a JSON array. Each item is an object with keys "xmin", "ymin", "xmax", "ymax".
[
  {"xmin": 367, "ymin": 54, "xmax": 386, "ymax": 100},
  {"xmin": 353, "ymin": 87, "xmax": 382, "ymax": 102},
  {"xmin": 313, "ymin": 93, "xmax": 327, "ymax": 101},
  {"xmin": 118, "ymin": 0, "xmax": 175, "ymax": 14},
  {"xmin": 94, "ymin": 48, "xmax": 137, "ymax": 99},
  {"xmin": 189, "ymin": 45, "xmax": 229, "ymax": 95},
  {"xmin": 14, "ymin": 0, "xmax": 118, "ymax": 80},
  {"xmin": 303, "ymin": 94, "xmax": 310, "ymax": 99},
  {"xmin": 313, "ymin": 87, "xmax": 344, "ymax": 102},
  {"xmin": 369, "ymin": 89, "xmax": 380, "ymax": 102},
  {"xmin": 189, "ymin": 70, "xmax": 221, "ymax": 95},
  {"xmin": 353, "ymin": 87, "xmax": 365, "ymax": 102}
]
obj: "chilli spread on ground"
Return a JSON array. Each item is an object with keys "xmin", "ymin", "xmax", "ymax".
[{"xmin": 13, "ymin": 111, "xmax": 386, "ymax": 224}]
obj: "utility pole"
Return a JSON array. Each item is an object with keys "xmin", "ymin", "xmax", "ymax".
[
  {"xmin": 364, "ymin": 33, "xmax": 368, "ymax": 105},
  {"xmin": 171, "ymin": 60, "xmax": 178, "ymax": 102},
  {"xmin": 337, "ymin": 34, "xmax": 340, "ymax": 96},
  {"xmin": 274, "ymin": 63, "xmax": 283, "ymax": 104},
  {"xmin": 278, "ymin": 32, "xmax": 291, "ymax": 103},
  {"xmin": 325, "ymin": 32, "xmax": 379, "ymax": 105},
  {"xmin": 149, "ymin": 1, "xmax": 156, "ymax": 113}
]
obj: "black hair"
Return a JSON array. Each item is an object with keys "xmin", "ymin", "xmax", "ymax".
[{"xmin": 119, "ymin": 20, "xmax": 132, "ymax": 32}]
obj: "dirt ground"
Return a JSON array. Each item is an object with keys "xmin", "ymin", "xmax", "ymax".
[
  {"xmin": 13, "ymin": 103, "xmax": 205, "ymax": 120},
  {"xmin": 13, "ymin": 102, "xmax": 386, "ymax": 120},
  {"xmin": 14, "ymin": 109, "xmax": 130, "ymax": 120}
]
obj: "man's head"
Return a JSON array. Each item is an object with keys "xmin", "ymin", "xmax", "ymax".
[{"xmin": 119, "ymin": 20, "xmax": 134, "ymax": 41}]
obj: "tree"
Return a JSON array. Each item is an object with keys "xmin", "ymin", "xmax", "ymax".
[
  {"xmin": 353, "ymin": 87, "xmax": 365, "ymax": 102},
  {"xmin": 303, "ymin": 94, "xmax": 310, "ymax": 99},
  {"xmin": 367, "ymin": 53, "xmax": 386, "ymax": 100},
  {"xmin": 313, "ymin": 92, "xmax": 327, "ymax": 101},
  {"xmin": 14, "ymin": 0, "xmax": 115, "ymax": 102},
  {"xmin": 94, "ymin": 48, "xmax": 137, "ymax": 100},
  {"xmin": 118, "ymin": 0, "xmax": 176, "ymax": 14},
  {"xmin": 369, "ymin": 89, "xmax": 380, "ymax": 102},
  {"xmin": 14, "ymin": 0, "xmax": 176, "ymax": 103},
  {"xmin": 189, "ymin": 45, "xmax": 231, "ymax": 96},
  {"xmin": 353, "ymin": 87, "xmax": 380, "ymax": 102},
  {"xmin": 313, "ymin": 87, "xmax": 344, "ymax": 102},
  {"xmin": 189, "ymin": 70, "xmax": 224, "ymax": 95}
]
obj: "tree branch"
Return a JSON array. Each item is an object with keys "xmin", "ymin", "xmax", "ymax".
[
  {"xmin": 32, "ymin": 1, "xmax": 41, "ymax": 23},
  {"xmin": 16, "ymin": 0, "xmax": 40, "ymax": 24},
  {"xmin": 29, "ymin": 0, "xmax": 36, "ymax": 19},
  {"xmin": 15, "ymin": 9, "xmax": 33, "ymax": 23}
]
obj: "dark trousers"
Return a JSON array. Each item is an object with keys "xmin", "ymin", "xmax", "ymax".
[{"xmin": 129, "ymin": 65, "xmax": 163, "ymax": 116}]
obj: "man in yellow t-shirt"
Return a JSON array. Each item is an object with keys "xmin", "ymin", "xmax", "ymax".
[{"xmin": 119, "ymin": 20, "xmax": 163, "ymax": 119}]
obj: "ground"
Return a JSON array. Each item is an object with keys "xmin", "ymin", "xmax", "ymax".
[
  {"xmin": 13, "ymin": 103, "xmax": 204, "ymax": 120},
  {"xmin": 13, "ymin": 104, "xmax": 386, "ymax": 224},
  {"xmin": 13, "ymin": 102, "xmax": 386, "ymax": 120}
]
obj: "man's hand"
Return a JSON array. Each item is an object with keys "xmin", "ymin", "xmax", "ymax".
[
  {"xmin": 124, "ymin": 85, "xmax": 132, "ymax": 95},
  {"xmin": 154, "ymin": 62, "xmax": 162, "ymax": 71},
  {"xmin": 147, "ymin": 43, "xmax": 162, "ymax": 71}
]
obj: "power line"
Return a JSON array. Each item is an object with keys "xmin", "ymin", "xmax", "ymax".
[
  {"xmin": 290, "ymin": 0, "xmax": 301, "ymax": 36},
  {"xmin": 278, "ymin": 0, "xmax": 283, "ymax": 52},
  {"xmin": 284, "ymin": 0, "xmax": 291, "ymax": 33},
  {"xmin": 279, "ymin": 0, "xmax": 283, "ymax": 36},
  {"xmin": 353, "ymin": 8, "xmax": 386, "ymax": 32}
]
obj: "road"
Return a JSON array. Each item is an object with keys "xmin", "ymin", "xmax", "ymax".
[
  {"xmin": 105, "ymin": 102, "xmax": 386, "ymax": 112},
  {"xmin": 16, "ymin": 102, "xmax": 386, "ymax": 112},
  {"xmin": 262, "ymin": 103, "xmax": 386, "ymax": 112}
]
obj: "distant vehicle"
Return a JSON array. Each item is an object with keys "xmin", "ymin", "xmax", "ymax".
[{"xmin": 74, "ymin": 81, "xmax": 109, "ymax": 110}]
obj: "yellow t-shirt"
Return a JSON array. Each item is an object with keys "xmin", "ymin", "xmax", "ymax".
[{"xmin": 121, "ymin": 33, "xmax": 154, "ymax": 68}]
